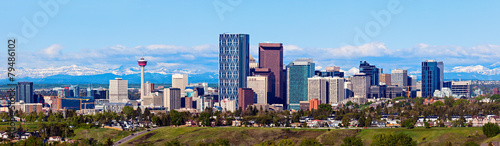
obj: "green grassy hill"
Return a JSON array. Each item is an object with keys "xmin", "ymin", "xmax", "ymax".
[{"xmin": 122, "ymin": 127, "xmax": 500, "ymax": 146}]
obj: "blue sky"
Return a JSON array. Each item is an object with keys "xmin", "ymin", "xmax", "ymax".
[{"xmin": 2, "ymin": 0, "xmax": 500, "ymax": 79}]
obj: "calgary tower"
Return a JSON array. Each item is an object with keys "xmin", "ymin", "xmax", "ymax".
[{"xmin": 138, "ymin": 57, "xmax": 147, "ymax": 98}]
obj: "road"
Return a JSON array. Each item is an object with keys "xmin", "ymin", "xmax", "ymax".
[{"xmin": 114, "ymin": 127, "xmax": 161, "ymax": 146}]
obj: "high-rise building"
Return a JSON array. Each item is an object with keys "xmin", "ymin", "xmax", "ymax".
[
  {"xmin": 386, "ymin": 85, "xmax": 403, "ymax": 98},
  {"xmin": 352, "ymin": 73, "xmax": 370, "ymax": 101},
  {"xmin": 408, "ymin": 75, "xmax": 417, "ymax": 91},
  {"xmin": 164, "ymin": 88, "xmax": 181, "ymax": 111},
  {"xmin": 238, "ymin": 88, "xmax": 254, "ymax": 110},
  {"xmin": 359, "ymin": 61, "xmax": 380, "ymax": 86},
  {"xmin": 219, "ymin": 33, "xmax": 250, "ymax": 108},
  {"xmin": 451, "ymin": 81, "xmax": 471, "ymax": 98},
  {"xmin": 309, "ymin": 98, "xmax": 320, "ymax": 111},
  {"xmin": 69, "ymin": 85, "xmax": 80, "ymax": 97},
  {"xmin": 16, "ymin": 82, "xmax": 34, "ymax": 103},
  {"xmin": 259, "ymin": 43, "xmax": 284, "ymax": 104},
  {"xmin": 247, "ymin": 75, "xmax": 270, "ymax": 104},
  {"xmin": 379, "ymin": 73, "xmax": 391, "ymax": 86},
  {"xmin": 328, "ymin": 77, "xmax": 345, "ymax": 104},
  {"xmin": 307, "ymin": 76, "xmax": 328, "ymax": 104},
  {"xmin": 422, "ymin": 60, "xmax": 444, "ymax": 97},
  {"xmin": 286, "ymin": 58, "xmax": 315, "ymax": 110},
  {"xmin": 138, "ymin": 58, "xmax": 147, "ymax": 98},
  {"xmin": 345, "ymin": 78, "xmax": 353, "ymax": 99},
  {"xmin": 249, "ymin": 54, "xmax": 258, "ymax": 70},
  {"xmin": 391, "ymin": 69, "xmax": 407, "ymax": 88},
  {"xmin": 172, "ymin": 74, "xmax": 188, "ymax": 94},
  {"xmin": 109, "ymin": 78, "xmax": 128, "ymax": 103}
]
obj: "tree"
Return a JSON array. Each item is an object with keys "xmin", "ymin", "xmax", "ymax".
[
  {"xmin": 371, "ymin": 133, "xmax": 416, "ymax": 146},
  {"xmin": 424, "ymin": 121, "xmax": 431, "ymax": 129},
  {"xmin": 341, "ymin": 136, "xmax": 362, "ymax": 146},
  {"xmin": 365, "ymin": 116, "xmax": 372, "ymax": 127},
  {"xmin": 170, "ymin": 110, "xmax": 184, "ymax": 126},
  {"xmin": 122, "ymin": 106, "xmax": 134, "ymax": 120},
  {"xmin": 199, "ymin": 111, "xmax": 212, "ymax": 126},
  {"xmin": 432, "ymin": 101, "xmax": 445, "ymax": 106},
  {"xmin": 342, "ymin": 116, "xmax": 350, "ymax": 127},
  {"xmin": 482, "ymin": 123, "xmax": 500, "ymax": 137},
  {"xmin": 299, "ymin": 138, "xmax": 322, "ymax": 146}
]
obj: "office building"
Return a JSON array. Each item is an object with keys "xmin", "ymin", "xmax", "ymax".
[
  {"xmin": 249, "ymin": 54, "xmax": 258, "ymax": 70},
  {"xmin": 307, "ymin": 76, "xmax": 328, "ymax": 103},
  {"xmin": 299, "ymin": 101, "xmax": 310, "ymax": 111},
  {"xmin": 259, "ymin": 43, "xmax": 284, "ymax": 104},
  {"xmin": 493, "ymin": 88, "xmax": 500, "ymax": 95},
  {"xmin": 408, "ymin": 75, "xmax": 417, "ymax": 91},
  {"xmin": 219, "ymin": 33, "xmax": 250, "ymax": 108},
  {"xmin": 451, "ymin": 81, "xmax": 471, "ymax": 98},
  {"xmin": 16, "ymin": 82, "xmax": 34, "ymax": 103},
  {"xmin": 309, "ymin": 98, "xmax": 321, "ymax": 111},
  {"xmin": 386, "ymin": 86, "xmax": 403, "ymax": 98},
  {"xmin": 359, "ymin": 61, "xmax": 380, "ymax": 86},
  {"xmin": 345, "ymin": 78, "xmax": 353, "ymax": 99},
  {"xmin": 109, "ymin": 78, "xmax": 128, "ymax": 103},
  {"xmin": 379, "ymin": 73, "xmax": 391, "ymax": 86},
  {"xmin": 422, "ymin": 60, "xmax": 444, "ymax": 97},
  {"xmin": 238, "ymin": 88, "xmax": 254, "ymax": 110},
  {"xmin": 328, "ymin": 77, "xmax": 345, "ymax": 104},
  {"xmin": 247, "ymin": 75, "xmax": 270, "ymax": 104},
  {"xmin": 69, "ymin": 85, "xmax": 80, "ymax": 97},
  {"xmin": 326, "ymin": 66, "xmax": 340, "ymax": 72},
  {"xmin": 286, "ymin": 58, "xmax": 315, "ymax": 110},
  {"xmin": 369, "ymin": 85, "xmax": 386, "ymax": 99},
  {"xmin": 391, "ymin": 69, "xmax": 407, "ymax": 88},
  {"xmin": 172, "ymin": 74, "xmax": 188, "ymax": 94},
  {"xmin": 352, "ymin": 73, "xmax": 370, "ymax": 102},
  {"xmin": 164, "ymin": 88, "xmax": 181, "ymax": 111}
]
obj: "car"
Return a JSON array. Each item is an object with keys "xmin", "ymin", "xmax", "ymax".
[{"xmin": 131, "ymin": 133, "xmax": 135, "ymax": 136}]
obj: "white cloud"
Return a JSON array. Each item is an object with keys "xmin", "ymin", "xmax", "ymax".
[
  {"xmin": 315, "ymin": 66, "xmax": 323, "ymax": 70},
  {"xmin": 342, "ymin": 67, "xmax": 359, "ymax": 77},
  {"xmin": 40, "ymin": 44, "xmax": 64, "ymax": 57},
  {"xmin": 450, "ymin": 65, "xmax": 500, "ymax": 75}
]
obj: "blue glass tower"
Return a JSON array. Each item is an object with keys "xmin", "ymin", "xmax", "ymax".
[
  {"xmin": 359, "ymin": 61, "xmax": 380, "ymax": 86},
  {"xmin": 422, "ymin": 60, "xmax": 444, "ymax": 97},
  {"xmin": 16, "ymin": 82, "xmax": 34, "ymax": 103},
  {"xmin": 286, "ymin": 58, "xmax": 315, "ymax": 110},
  {"xmin": 219, "ymin": 34, "xmax": 249, "ymax": 108}
]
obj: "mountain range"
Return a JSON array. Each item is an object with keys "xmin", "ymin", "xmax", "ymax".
[{"xmin": 1, "ymin": 65, "xmax": 499, "ymax": 84}]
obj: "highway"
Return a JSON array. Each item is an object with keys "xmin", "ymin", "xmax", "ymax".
[{"xmin": 114, "ymin": 127, "xmax": 161, "ymax": 146}]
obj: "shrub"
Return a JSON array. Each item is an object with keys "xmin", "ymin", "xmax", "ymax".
[{"xmin": 482, "ymin": 123, "xmax": 500, "ymax": 137}]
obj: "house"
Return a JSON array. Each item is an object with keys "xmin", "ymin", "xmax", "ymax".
[
  {"xmin": 48, "ymin": 136, "xmax": 63, "ymax": 142},
  {"xmin": 443, "ymin": 122, "xmax": 453, "ymax": 127},
  {"xmin": 307, "ymin": 120, "xmax": 324, "ymax": 127},
  {"xmin": 329, "ymin": 120, "xmax": 343, "ymax": 127},
  {"xmin": 349, "ymin": 119, "xmax": 359, "ymax": 127},
  {"xmin": 415, "ymin": 122, "xmax": 425, "ymax": 127},
  {"xmin": 20, "ymin": 132, "xmax": 31, "ymax": 140},
  {"xmin": 371, "ymin": 121, "xmax": 386, "ymax": 127},
  {"xmin": 472, "ymin": 116, "xmax": 486, "ymax": 127},
  {"xmin": 185, "ymin": 120, "xmax": 197, "ymax": 127},
  {"xmin": 386, "ymin": 120, "xmax": 400, "ymax": 127},
  {"xmin": 0, "ymin": 132, "xmax": 9, "ymax": 139},
  {"xmin": 232, "ymin": 120, "xmax": 241, "ymax": 127},
  {"xmin": 291, "ymin": 122, "xmax": 302, "ymax": 127},
  {"xmin": 299, "ymin": 116, "xmax": 313, "ymax": 123}
]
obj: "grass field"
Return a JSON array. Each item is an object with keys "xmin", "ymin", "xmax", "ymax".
[
  {"xmin": 70, "ymin": 128, "xmax": 132, "ymax": 143},
  {"xmin": 123, "ymin": 127, "xmax": 500, "ymax": 146}
]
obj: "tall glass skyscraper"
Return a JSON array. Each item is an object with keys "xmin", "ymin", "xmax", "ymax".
[
  {"xmin": 286, "ymin": 58, "xmax": 315, "ymax": 110},
  {"xmin": 219, "ymin": 34, "xmax": 250, "ymax": 108},
  {"xmin": 359, "ymin": 61, "xmax": 380, "ymax": 86},
  {"xmin": 422, "ymin": 60, "xmax": 444, "ymax": 97},
  {"xmin": 16, "ymin": 82, "xmax": 34, "ymax": 103}
]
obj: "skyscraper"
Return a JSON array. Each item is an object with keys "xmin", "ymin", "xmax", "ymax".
[
  {"xmin": 247, "ymin": 75, "xmax": 270, "ymax": 104},
  {"xmin": 287, "ymin": 58, "xmax": 315, "ymax": 110},
  {"xmin": 109, "ymin": 78, "xmax": 128, "ymax": 103},
  {"xmin": 164, "ymin": 88, "xmax": 181, "ymax": 111},
  {"xmin": 391, "ymin": 69, "xmax": 408, "ymax": 88},
  {"xmin": 259, "ymin": 43, "xmax": 283, "ymax": 104},
  {"xmin": 238, "ymin": 88, "xmax": 254, "ymax": 110},
  {"xmin": 307, "ymin": 76, "xmax": 328, "ymax": 104},
  {"xmin": 359, "ymin": 61, "xmax": 380, "ymax": 86},
  {"xmin": 379, "ymin": 73, "xmax": 391, "ymax": 85},
  {"xmin": 16, "ymin": 82, "xmax": 34, "ymax": 103},
  {"xmin": 352, "ymin": 73, "xmax": 370, "ymax": 103},
  {"xmin": 69, "ymin": 85, "xmax": 80, "ymax": 97},
  {"xmin": 219, "ymin": 33, "xmax": 250, "ymax": 107},
  {"xmin": 328, "ymin": 77, "xmax": 345, "ymax": 104},
  {"xmin": 422, "ymin": 60, "xmax": 444, "ymax": 97},
  {"xmin": 172, "ymin": 74, "xmax": 188, "ymax": 94}
]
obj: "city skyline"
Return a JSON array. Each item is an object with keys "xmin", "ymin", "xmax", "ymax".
[{"xmin": 3, "ymin": 1, "xmax": 500, "ymax": 82}]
